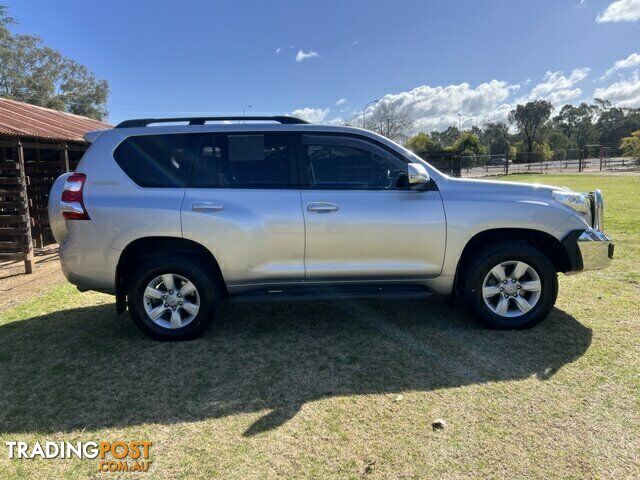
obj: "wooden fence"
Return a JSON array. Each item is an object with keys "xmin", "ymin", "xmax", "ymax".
[{"xmin": 0, "ymin": 138, "xmax": 87, "ymax": 273}]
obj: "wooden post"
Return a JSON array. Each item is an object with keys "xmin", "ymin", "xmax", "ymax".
[
  {"xmin": 61, "ymin": 142, "xmax": 70, "ymax": 172},
  {"xmin": 16, "ymin": 140, "xmax": 34, "ymax": 274},
  {"xmin": 540, "ymin": 153, "xmax": 543, "ymax": 174},
  {"xmin": 505, "ymin": 148, "xmax": 509, "ymax": 175},
  {"xmin": 34, "ymin": 144, "xmax": 43, "ymax": 248}
]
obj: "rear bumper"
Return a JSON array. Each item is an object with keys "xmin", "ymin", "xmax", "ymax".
[
  {"xmin": 59, "ymin": 220, "xmax": 119, "ymax": 294},
  {"xmin": 563, "ymin": 228, "xmax": 614, "ymax": 273}
]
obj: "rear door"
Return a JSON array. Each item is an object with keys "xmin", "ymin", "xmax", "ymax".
[
  {"xmin": 181, "ymin": 132, "xmax": 305, "ymax": 285},
  {"xmin": 299, "ymin": 134, "xmax": 446, "ymax": 280}
]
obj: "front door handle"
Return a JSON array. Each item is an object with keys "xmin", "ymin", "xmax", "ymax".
[
  {"xmin": 306, "ymin": 202, "xmax": 339, "ymax": 213},
  {"xmin": 191, "ymin": 202, "xmax": 224, "ymax": 212}
]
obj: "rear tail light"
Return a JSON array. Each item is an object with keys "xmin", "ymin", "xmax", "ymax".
[{"xmin": 60, "ymin": 173, "xmax": 90, "ymax": 220}]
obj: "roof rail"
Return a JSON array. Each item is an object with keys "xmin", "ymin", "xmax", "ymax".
[{"xmin": 114, "ymin": 116, "xmax": 309, "ymax": 128}]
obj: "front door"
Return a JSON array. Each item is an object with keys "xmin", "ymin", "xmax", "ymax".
[{"xmin": 299, "ymin": 134, "xmax": 446, "ymax": 280}]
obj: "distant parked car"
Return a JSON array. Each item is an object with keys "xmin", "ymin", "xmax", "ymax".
[
  {"xmin": 486, "ymin": 157, "xmax": 511, "ymax": 166},
  {"xmin": 49, "ymin": 116, "xmax": 613, "ymax": 340}
]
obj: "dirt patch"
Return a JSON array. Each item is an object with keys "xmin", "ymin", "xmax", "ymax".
[{"xmin": 0, "ymin": 245, "xmax": 66, "ymax": 311}]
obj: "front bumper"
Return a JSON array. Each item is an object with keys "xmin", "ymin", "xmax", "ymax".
[
  {"xmin": 563, "ymin": 228, "xmax": 614, "ymax": 273},
  {"xmin": 577, "ymin": 229, "xmax": 614, "ymax": 271}
]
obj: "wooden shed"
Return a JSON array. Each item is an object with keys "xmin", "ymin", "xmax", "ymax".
[{"xmin": 0, "ymin": 97, "xmax": 110, "ymax": 273}]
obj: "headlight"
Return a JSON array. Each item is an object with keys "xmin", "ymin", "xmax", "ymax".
[{"xmin": 551, "ymin": 190, "xmax": 592, "ymax": 224}]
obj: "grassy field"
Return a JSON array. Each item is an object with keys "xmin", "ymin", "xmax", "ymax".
[{"xmin": 0, "ymin": 173, "xmax": 638, "ymax": 479}]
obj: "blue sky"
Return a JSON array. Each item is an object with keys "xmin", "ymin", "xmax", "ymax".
[{"xmin": 8, "ymin": 0, "xmax": 640, "ymax": 131}]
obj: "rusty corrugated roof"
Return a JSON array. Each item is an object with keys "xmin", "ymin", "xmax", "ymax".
[{"xmin": 0, "ymin": 97, "xmax": 111, "ymax": 142}]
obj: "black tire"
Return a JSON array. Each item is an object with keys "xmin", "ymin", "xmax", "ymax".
[
  {"xmin": 127, "ymin": 255, "xmax": 219, "ymax": 340},
  {"xmin": 463, "ymin": 241, "xmax": 558, "ymax": 329}
]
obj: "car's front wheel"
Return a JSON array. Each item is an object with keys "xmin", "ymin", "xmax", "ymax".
[
  {"xmin": 463, "ymin": 242, "xmax": 558, "ymax": 329},
  {"xmin": 128, "ymin": 255, "xmax": 219, "ymax": 340}
]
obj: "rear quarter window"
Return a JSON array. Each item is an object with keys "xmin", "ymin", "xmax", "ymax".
[{"xmin": 113, "ymin": 134, "xmax": 196, "ymax": 187}]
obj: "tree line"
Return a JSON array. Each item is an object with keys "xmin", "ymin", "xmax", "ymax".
[
  {"xmin": 360, "ymin": 98, "xmax": 640, "ymax": 165},
  {"xmin": 0, "ymin": 5, "xmax": 108, "ymax": 121}
]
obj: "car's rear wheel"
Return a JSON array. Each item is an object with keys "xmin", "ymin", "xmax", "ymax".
[
  {"xmin": 128, "ymin": 255, "xmax": 218, "ymax": 340},
  {"xmin": 463, "ymin": 242, "xmax": 558, "ymax": 329}
]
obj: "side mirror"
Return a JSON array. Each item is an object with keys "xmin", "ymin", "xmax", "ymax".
[{"xmin": 407, "ymin": 163, "xmax": 430, "ymax": 185}]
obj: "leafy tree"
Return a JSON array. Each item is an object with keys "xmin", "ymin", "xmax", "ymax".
[
  {"xmin": 544, "ymin": 128, "xmax": 574, "ymax": 152},
  {"xmin": 0, "ymin": 5, "xmax": 15, "ymax": 36},
  {"xmin": 452, "ymin": 131, "xmax": 485, "ymax": 156},
  {"xmin": 532, "ymin": 141, "xmax": 553, "ymax": 162},
  {"xmin": 469, "ymin": 125, "xmax": 483, "ymax": 138},
  {"xmin": 552, "ymin": 103, "xmax": 598, "ymax": 148},
  {"xmin": 430, "ymin": 126, "xmax": 461, "ymax": 150},
  {"xmin": 479, "ymin": 122, "xmax": 510, "ymax": 155},
  {"xmin": 508, "ymin": 100, "xmax": 552, "ymax": 154},
  {"xmin": 0, "ymin": 5, "xmax": 108, "ymax": 120},
  {"xmin": 621, "ymin": 130, "xmax": 640, "ymax": 160},
  {"xmin": 596, "ymin": 106, "xmax": 640, "ymax": 148},
  {"xmin": 405, "ymin": 132, "xmax": 434, "ymax": 158}
]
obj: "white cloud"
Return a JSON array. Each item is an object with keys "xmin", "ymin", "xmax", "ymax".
[
  {"xmin": 286, "ymin": 59, "xmax": 639, "ymax": 134},
  {"xmin": 291, "ymin": 107, "xmax": 329, "ymax": 123},
  {"xmin": 360, "ymin": 68, "xmax": 591, "ymax": 133},
  {"xmin": 602, "ymin": 52, "xmax": 640, "ymax": 78},
  {"xmin": 325, "ymin": 117, "xmax": 347, "ymax": 126},
  {"xmin": 275, "ymin": 47, "xmax": 281, "ymax": 54},
  {"xmin": 596, "ymin": 0, "xmax": 640, "ymax": 22},
  {"xmin": 526, "ymin": 68, "xmax": 590, "ymax": 103},
  {"xmin": 374, "ymin": 80, "xmax": 518, "ymax": 132},
  {"xmin": 295, "ymin": 50, "xmax": 319, "ymax": 62},
  {"xmin": 543, "ymin": 88, "xmax": 583, "ymax": 105},
  {"xmin": 593, "ymin": 70, "xmax": 640, "ymax": 107},
  {"xmin": 352, "ymin": 40, "xmax": 359, "ymax": 45}
]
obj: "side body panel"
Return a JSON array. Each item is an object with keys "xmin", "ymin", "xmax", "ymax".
[
  {"xmin": 437, "ymin": 177, "xmax": 587, "ymax": 284},
  {"xmin": 181, "ymin": 189, "xmax": 305, "ymax": 284},
  {"xmin": 301, "ymin": 189, "xmax": 446, "ymax": 279},
  {"xmin": 75, "ymin": 130, "xmax": 185, "ymax": 251}
]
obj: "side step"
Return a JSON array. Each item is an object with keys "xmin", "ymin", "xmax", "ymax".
[{"xmin": 229, "ymin": 284, "xmax": 432, "ymax": 303}]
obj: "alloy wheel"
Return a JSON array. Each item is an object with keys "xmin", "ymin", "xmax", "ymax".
[
  {"xmin": 482, "ymin": 260, "xmax": 542, "ymax": 318},
  {"xmin": 143, "ymin": 273, "xmax": 200, "ymax": 329}
]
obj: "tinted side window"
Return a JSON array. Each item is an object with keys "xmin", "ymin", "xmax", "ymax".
[
  {"xmin": 190, "ymin": 134, "xmax": 298, "ymax": 188},
  {"xmin": 114, "ymin": 134, "xmax": 196, "ymax": 188},
  {"xmin": 304, "ymin": 140, "xmax": 406, "ymax": 190}
]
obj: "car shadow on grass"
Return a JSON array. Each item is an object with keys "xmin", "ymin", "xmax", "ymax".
[{"xmin": 0, "ymin": 297, "xmax": 591, "ymax": 436}]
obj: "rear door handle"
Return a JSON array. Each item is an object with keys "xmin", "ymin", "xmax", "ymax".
[
  {"xmin": 306, "ymin": 202, "xmax": 339, "ymax": 213},
  {"xmin": 191, "ymin": 202, "xmax": 224, "ymax": 212}
]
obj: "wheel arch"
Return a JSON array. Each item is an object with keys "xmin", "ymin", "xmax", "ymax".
[
  {"xmin": 115, "ymin": 236, "xmax": 227, "ymax": 314},
  {"xmin": 452, "ymin": 228, "xmax": 571, "ymax": 298}
]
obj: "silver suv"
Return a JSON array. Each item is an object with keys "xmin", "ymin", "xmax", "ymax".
[{"xmin": 48, "ymin": 116, "xmax": 614, "ymax": 340}]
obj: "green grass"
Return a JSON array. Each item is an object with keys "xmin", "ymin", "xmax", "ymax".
[{"xmin": 1, "ymin": 173, "xmax": 639, "ymax": 479}]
